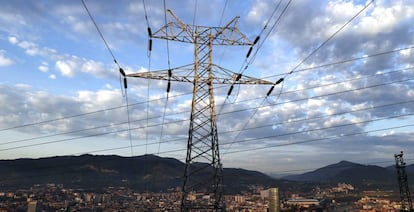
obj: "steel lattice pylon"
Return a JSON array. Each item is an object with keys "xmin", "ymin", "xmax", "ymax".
[
  {"xmin": 127, "ymin": 10, "xmax": 272, "ymax": 211},
  {"xmin": 395, "ymin": 151, "xmax": 413, "ymax": 211}
]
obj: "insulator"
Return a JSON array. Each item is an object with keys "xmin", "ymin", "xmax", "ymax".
[
  {"xmin": 167, "ymin": 81, "xmax": 171, "ymax": 93},
  {"xmin": 123, "ymin": 78, "xmax": 127, "ymax": 89},
  {"xmin": 168, "ymin": 69, "xmax": 172, "ymax": 77},
  {"xmin": 266, "ymin": 85, "xmax": 275, "ymax": 96},
  {"xmin": 235, "ymin": 74, "xmax": 242, "ymax": 81},
  {"xmin": 227, "ymin": 85, "xmax": 234, "ymax": 96},
  {"xmin": 275, "ymin": 78, "xmax": 284, "ymax": 85},
  {"xmin": 253, "ymin": 36, "xmax": 260, "ymax": 45},
  {"xmin": 246, "ymin": 47, "xmax": 253, "ymax": 58},
  {"xmin": 147, "ymin": 27, "xmax": 152, "ymax": 37},
  {"xmin": 119, "ymin": 68, "xmax": 126, "ymax": 77},
  {"xmin": 148, "ymin": 39, "xmax": 152, "ymax": 51}
]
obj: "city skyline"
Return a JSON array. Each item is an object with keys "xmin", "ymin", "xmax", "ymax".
[{"xmin": 0, "ymin": 0, "xmax": 413, "ymax": 174}]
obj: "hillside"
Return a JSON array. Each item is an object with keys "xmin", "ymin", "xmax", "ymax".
[
  {"xmin": 0, "ymin": 154, "xmax": 286, "ymax": 194},
  {"xmin": 283, "ymin": 160, "xmax": 405, "ymax": 189}
]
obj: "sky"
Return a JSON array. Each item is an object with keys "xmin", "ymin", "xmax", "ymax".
[{"xmin": 0, "ymin": 0, "xmax": 414, "ymax": 175}]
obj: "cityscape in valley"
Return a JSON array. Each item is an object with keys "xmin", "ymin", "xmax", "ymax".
[
  {"xmin": 0, "ymin": 154, "xmax": 413, "ymax": 211},
  {"xmin": 1, "ymin": 0, "xmax": 414, "ymax": 211},
  {"xmin": 0, "ymin": 183, "xmax": 403, "ymax": 211}
]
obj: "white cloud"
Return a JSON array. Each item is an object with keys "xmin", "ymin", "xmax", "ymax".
[
  {"xmin": 8, "ymin": 36, "xmax": 18, "ymax": 44},
  {"xmin": 64, "ymin": 15, "xmax": 92, "ymax": 34},
  {"xmin": 38, "ymin": 62, "xmax": 49, "ymax": 73},
  {"xmin": 14, "ymin": 40, "xmax": 58, "ymax": 58},
  {"xmin": 38, "ymin": 65, "xmax": 49, "ymax": 72},
  {"xmin": 246, "ymin": 0, "xmax": 270, "ymax": 25},
  {"xmin": 0, "ymin": 50, "xmax": 14, "ymax": 67},
  {"xmin": 81, "ymin": 60, "xmax": 107, "ymax": 78},
  {"xmin": 400, "ymin": 48, "xmax": 411, "ymax": 57},
  {"xmin": 55, "ymin": 60, "xmax": 76, "ymax": 77},
  {"xmin": 354, "ymin": 2, "xmax": 414, "ymax": 36},
  {"xmin": 49, "ymin": 74, "xmax": 56, "ymax": 79}
]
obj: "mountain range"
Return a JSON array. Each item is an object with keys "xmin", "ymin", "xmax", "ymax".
[
  {"xmin": 0, "ymin": 155, "xmax": 411, "ymax": 193},
  {"xmin": 0, "ymin": 154, "xmax": 284, "ymax": 194},
  {"xmin": 283, "ymin": 160, "xmax": 414, "ymax": 189}
]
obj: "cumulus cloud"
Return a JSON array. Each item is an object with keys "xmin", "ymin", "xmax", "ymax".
[
  {"xmin": 8, "ymin": 36, "xmax": 119, "ymax": 79},
  {"xmin": 246, "ymin": 0, "xmax": 270, "ymax": 24},
  {"xmin": 55, "ymin": 60, "xmax": 76, "ymax": 77},
  {"xmin": 81, "ymin": 60, "xmax": 108, "ymax": 78},
  {"xmin": 8, "ymin": 36, "xmax": 18, "ymax": 44},
  {"xmin": 0, "ymin": 50, "xmax": 14, "ymax": 67},
  {"xmin": 38, "ymin": 62, "xmax": 49, "ymax": 72},
  {"xmin": 0, "ymin": 83, "xmax": 131, "ymax": 138}
]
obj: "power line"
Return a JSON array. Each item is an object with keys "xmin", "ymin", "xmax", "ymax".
[
  {"xmin": 262, "ymin": 46, "xmax": 414, "ymax": 80},
  {"xmin": 80, "ymin": 98, "xmax": 414, "ymax": 156},
  {"xmin": 4, "ymin": 43, "xmax": 405, "ymax": 134},
  {"xmin": 0, "ymin": 65, "xmax": 410, "ymax": 151},
  {"xmin": 192, "ymin": 0, "xmax": 198, "ymax": 28},
  {"xmin": 81, "ymin": 0, "xmax": 118, "ymax": 66},
  {"xmin": 218, "ymin": 0, "xmax": 228, "ymax": 27},
  {"xmin": 244, "ymin": 0, "xmax": 291, "ymax": 70},
  {"xmin": 4, "ymin": 93, "xmax": 410, "ymax": 150},
  {"xmin": 81, "ymin": 0, "xmax": 135, "ymax": 156},
  {"xmin": 218, "ymin": 0, "xmax": 287, "ymax": 114},
  {"xmin": 222, "ymin": 77, "xmax": 414, "ymax": 153},
  {"xmin": 217, "ymin": 0, "xmax": 291, "ymax": 140},
  {"xmin": 287, "ymin": 0, "xmax": 375, "ymax": 75},
  {"xmin": 225, "ymin": 0, "xmax": 376, "ymax": 156},
  {"xmin": 228, "ymin": 113, "xmax": 414, "ymax": 149},
  {"xmin": 157, "ymin": 0, "xmax": 173, "ymax": 155},
  {"xmin": 1, "ymin": 92, "xmax": 412, "ymax": 153},
  {"xmin": 1, "ymin": 66, "xmax": 411, "ymax": 141},
  {"xmin": 141, "ymin": 0, "xmax": 153, "ymax": 156},
  {"xmin": 85, "ymin": 121, "xmax": 414, "ymax": 161},
  {"xmin": 224, "ymin": 123, "xmax": 414, "ymax": 155}
]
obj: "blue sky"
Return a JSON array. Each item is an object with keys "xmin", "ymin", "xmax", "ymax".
[{"xmin": 0, "ymin": 0, "xmax": 414, "ymax": 175}]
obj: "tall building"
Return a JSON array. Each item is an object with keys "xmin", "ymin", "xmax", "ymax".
[
  {"xmin": 261, "ymin": 187, "xmax": 280, "ymax": 212},
  {"xmin": 27, "ymin": 201, "xmax": 37, "ymax": 212},
  {"xmin": 269, "ymin": 188, "xmax": 280, "ymax": 212}
]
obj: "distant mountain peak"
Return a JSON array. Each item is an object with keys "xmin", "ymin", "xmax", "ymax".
[
  {"xmin": 333, "ymin": 160, "xmax": 359, "ymax": 166},
  {"xmin": 283, "ymin": 160, "xmax": 400, "ymax": 189}
]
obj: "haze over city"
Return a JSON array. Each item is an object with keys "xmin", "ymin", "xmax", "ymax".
[{"xmin": 0, "ymin": 0, "xmax": 413, "ymax": 176}]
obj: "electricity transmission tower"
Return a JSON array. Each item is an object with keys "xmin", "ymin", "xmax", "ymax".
[
  {"xmin": 395, "ymin": 151, "xmax": 413, "ymax": 211},
  {"xmin": 127, "ymin": 9, "xmax": 272, "ymax": 211}
]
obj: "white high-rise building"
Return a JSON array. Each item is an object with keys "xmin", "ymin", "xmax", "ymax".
[
  {"xmin": 27, "ymin": 201, "xmax": 37, "ymax": 212},
  {"xmin": 261, "ymin": 187, "xmax": 280, "ymax": 212},
  {"xmin": 269, "ymin": 188, "xmax": 280, "ymax": 212}
]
